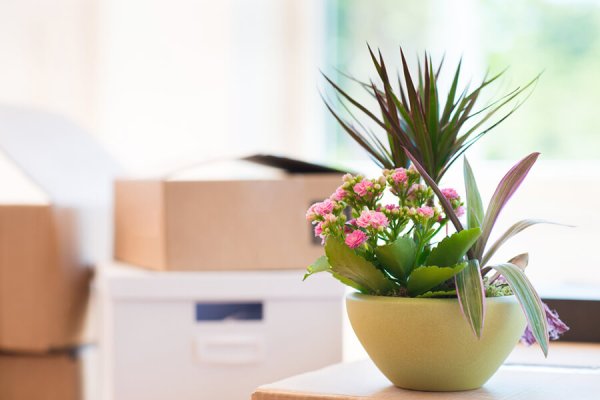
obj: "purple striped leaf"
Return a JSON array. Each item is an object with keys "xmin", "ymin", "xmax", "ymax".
[
  {"xmin": 473, "ymin": 153, "xmax": 540, "ymax": 261},
  {"xmin": 455, "ymin": 259, "xmax": 486, "ymax": 338}
]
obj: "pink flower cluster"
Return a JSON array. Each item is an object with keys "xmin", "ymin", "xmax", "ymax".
[
  {"xmin": 330, "ymin": 186, "xmax": 347, "ymax": 201},
  {"xmin": 391, "ymin": 168, "xmax": 408, "ymax": 184},
  {"xmin": 345, "ymin": 229, "xmax": 368, "ymax": 249},
  {"xmin": 441, "ymin": 187, "xmax": 465, "ymax": 218},
  {"xmin": 306, "ymin": 169, "xmax": 466, "ymax": 251},
  {"xmin": 356, "ymin": 210, "xmax": 389, "ymax": 230},
  {"xmin": 353, "ymin": 180, "xmax": 373, "ymax": 197},
  {"xmin": 306, "ymin": 199, "xmax": 335, "ymax": 222}
]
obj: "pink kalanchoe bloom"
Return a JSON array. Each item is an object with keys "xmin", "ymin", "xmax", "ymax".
[
  {"xmin": 323, "ymin": 213, "xmax": 337, "ymax": 224},
  {"xmin": 455, "ymin": 206, "xmax": 465, "ymax": 217},
  {"xmin": 407, "ymin": 183, "xmax": 425, "ymax": 200},
  {"xmin": 345, "ymin": 229, "xmax": 368, "ymax": 249},
  {"xmin": 417, "ymin": 206, "xmax": 435, "ymax": 219},
  {"xmin": 305, "ymin": 203, "xmax": 317, "ymax": 221},
  {"xmin": 385, "ymin": 204, "xmax": 400, "ymax": 211},
  {"xmin": 355, "ymin": 210, "xmax": 372, "ymax": 228},
  {"xmin": 353, "ymin": 180, "xmax": 373, "ymax": 197},
  {"xmin": 330, "ymin": 186, "xmax": 347, "ymax": 201},
  {"xmin": 369, "ymin": 211, "xmax": 389, "ymax": 229},
  {"xmin": 313, "ymin": 199, "xmax": 335, "ymax": 216},
  {"xmin": 391, "ymin": 168, "xmax": 408, "ymax": 184},
  {"xmin": 314, "ymin": 222, "xmax": 323, "ymax": 237},
  {"xmin": 441, "ymin": 188, "xmax": 460, "ymax": 200},
  {"xmin": 356, "ymin": 210, "xmax": 389, "ymax": 229}
]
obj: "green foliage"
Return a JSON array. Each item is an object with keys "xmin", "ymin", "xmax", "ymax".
[
  {"xmin": 407, "ymin": 263, "xmax": 467, "ymax": 297},
  {"xmin": 490, "ymin": 263, "xmax": 549, "ymax": 356},
  {"xmin": 416, "ymin": 289, "xmax": 457, "ymax": 298},
  {"xmin": 463, "ymin": 158, "xmax": 484, "ymax": 230},
  {"xmin": 482, "ymin": 220, "xmax": 570, "ymax": 266},
  {"xmin": 325, "ymin": 237, "xmax": 397, "ymax": 295},
  {"xmin": 322, "ymin": 46, "xmax": 538, "ymax": 182},
  {"xmin": 472, "ymin": 153, "xmax": 540, "ymax": 261},
  {"xmin": 425, "ymin": 228, "xmax": 481, "ymax": 268},
  {"xmin": 375, "ymin": 236, "xmax": 417, "ymax": 281},
  {"xmin": 455, "ymin": 259, "xmax": 486, "ymax": 338},
  {"xmin": 311, "ymin": 41, "xmax": 570, "ymax": 352},
  {"xmin": 303, "ymin": 256, "xmax": 330, "ymax": 280}
]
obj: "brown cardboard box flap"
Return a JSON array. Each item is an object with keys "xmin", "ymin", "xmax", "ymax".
[
  {"xmin": 0, "ymin": 107, "xmax": 116, "ymax": 351},
  {"xmin": 0, "ymin": 351, "xmax": 82, "ymax": 400},
  {"xmin": 0, "ymin": 206, "xmax": 92, "ymax": 351}
]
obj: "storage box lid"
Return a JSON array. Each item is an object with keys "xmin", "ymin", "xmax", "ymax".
[
  {"xmin": 163, "ymin": 154, "xmax": 350, "ymax": 181},
  {"xmin": 97, "ymin": 263, "xmax": 345, "ymax": 301}
]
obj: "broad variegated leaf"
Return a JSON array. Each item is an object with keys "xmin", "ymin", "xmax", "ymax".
[
  {"xmin": 488, "ymin": 253, "xmax": 529, "ymax": 284},
  {"xmin": 463, "ymin": 157, "xmax": 484, "ymax": 230},
  {"xmin": 473, "ymin": 153, "xmax": 540, "ymax": 260},
  {"xmin": 455, "ymin": 259, "xmax": 486, "ymax": 338},
  {"xmin": 491, "ymin": 262, "xmax": 549, "ymax": 356},
  {"xmin": 481, "ymin": 219, "xmax": 570, "ymax": 266}
]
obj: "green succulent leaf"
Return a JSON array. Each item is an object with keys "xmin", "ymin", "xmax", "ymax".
[
  {"xmin": 490, "ymin": 262, "xmax": 549, "ymax": 356},
  {"xmin": 425, "ymin": 228, "xmax": 481, "ymax": 268},
  {"xmin": 303, "ymin": 256, "xmax": 330, "ymax": 281},
  {"xmin": 304, "ymin": 255, "xmax": 370, "ymax": 292},
  {"xmin": 375, "ymin": 236, "xmax": 417, "ymax": 281},
  {"xmin": 455, "ymin": 259, "xmax": 486, "ymax": 338},
  {"xmin": 330, "ymin": 272, "xmax": 368, "ymax": 292},
  {"xmin": 325, "ymin": 237, "xmax": 396, "ymax": 295},
  {"xmin": 463, "ymin": 157, "xmax": 484, "ymax": 230},
  {"xmin": 407, "ymin": 263, "xmax": 467, "ymax": 297}
]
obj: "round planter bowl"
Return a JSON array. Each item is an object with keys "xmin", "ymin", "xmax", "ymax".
[{"xmin": 346, "ymin": 293, "xmax": 527, "ymax": 391}]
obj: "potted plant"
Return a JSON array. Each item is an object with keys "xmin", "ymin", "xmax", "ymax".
[{"xmin": 305, "ymin": 47, "xmax": 569, "ymax": 391}]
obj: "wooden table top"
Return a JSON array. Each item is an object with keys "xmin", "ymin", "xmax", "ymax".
[{"xmin": 252, "ymin": 343, "xmax": 600, "ymax": 400}]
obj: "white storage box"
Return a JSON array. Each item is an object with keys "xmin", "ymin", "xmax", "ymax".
[{"xmin": 97, "ymin": 264, "xmax": 344, "ymax": 400}]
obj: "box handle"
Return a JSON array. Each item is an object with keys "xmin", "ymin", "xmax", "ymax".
[{"xmin": 193, "ymin": 335, "xmax": 265, "ymax": 365}]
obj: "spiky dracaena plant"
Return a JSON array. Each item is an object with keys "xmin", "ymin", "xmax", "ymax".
[
  {"xmin": 319, "ymin": 47, "xmax": 568, "ymax": 356},
  {"xmin": 322, "ymin": 46, "xmax": 538, "ymax": 183}
]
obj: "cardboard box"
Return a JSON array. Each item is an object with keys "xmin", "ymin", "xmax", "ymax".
[
  {"xmin": 0, "ymin": 205, "xmax": 91, "ymax": 352},
  {"xmin": 97, "ymin": 262, "xmax": 344, "ymax": 400},
  {"xmin": 114, "ymin": 155, "xmax": 344, "ymax": 271},
  {"xmin": 0, "ymin": 106, "xmax": 121, "ymax": 351},
  {"xmin": 0, "ymin": 351, "xmax": 82, "ymax": 400}
]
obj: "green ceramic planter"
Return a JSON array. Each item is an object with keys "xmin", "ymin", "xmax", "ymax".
[{"xmin": 346, "ymin": 292, "xmax": 527, "ymax": 391}]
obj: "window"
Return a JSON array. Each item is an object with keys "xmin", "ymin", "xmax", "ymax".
[{"xmin": 325, "ymin": 0, "xmax": 600, "ymax": 286}]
